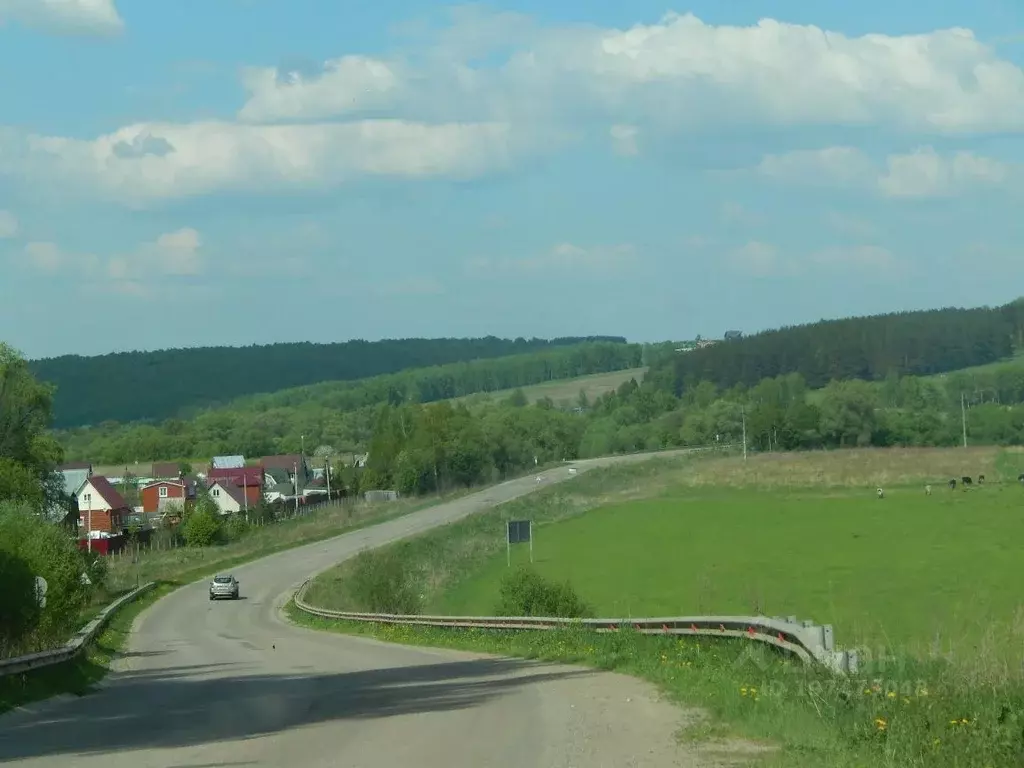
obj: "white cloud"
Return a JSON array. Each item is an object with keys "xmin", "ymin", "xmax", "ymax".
[
  {"xmin": 3, "ymin": 120, "xmax": 519, "ymax": 205},
  {"xmin": 238, "ymin": 56, "xmax": 403, "ymax": 123},
  {"xmin": 7, "ymin": 10, "xmax": 1024, "ymax": 205},
  {"xmin": 19, "ymin": 229, "xmax": 203, "ymax": 293},
  {"xmin": 727, "ymin": 240, "xmax": 786, "ymax": 276},
  {"xmin": 0, "ymin": 0, "xmax": 123, "ymax": 36},
  {"xmin": 755, "ymin": 146, "xmax": 1011, "ymax": 198},
  {"xmin": 24, "ymin": 241, "xmax": 67, "ymax": 272},
  {"xmin": 878, "ymin": 147, "xmax": 1009, "ymax": 198},
  {"xmin": 0, "ymin": 210, "xmax": 17, "ymax": 238},
  {"xmin": 468, "ymin": 242, "xmax": 636, "ymax": 276},
  {"xmin": 238, "ymin": 12, "xmax": 1024, "ymax": 133},
  {"xmin": 609, "ymin": 125, "xmax": 639, "ymax": 156},
  {"xmin": 108, "ymin": 228, "xmax": 203, "ymax": 280}
]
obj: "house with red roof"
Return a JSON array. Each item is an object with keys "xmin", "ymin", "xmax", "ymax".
[
  {"xmin": 205, "ymin": 466, "xmax": 263, "ymax": 507},
  {"xmin": 76, "ymin": 476, "xmax": 132, "ymax": 538}
]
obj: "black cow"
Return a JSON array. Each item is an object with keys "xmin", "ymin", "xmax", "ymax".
[
  {"xmin": 1019, "ymin": 473, "xmax": 1024, "ymax": 485},
  {"xmin": 949, "ymin": 478, "xmax": 957, "ymax": 490},
  {"xmin": 978, "ymin": 474, "xmax": 985, "ymax": 485},
  {"xmin": 961, "ymin": 476, "xmax": 973, "ymax": 486}
]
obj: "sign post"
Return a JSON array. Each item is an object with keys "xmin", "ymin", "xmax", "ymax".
[{"xmin": 505, "ymin": 519, "xmax": 533, "ymax": 566}]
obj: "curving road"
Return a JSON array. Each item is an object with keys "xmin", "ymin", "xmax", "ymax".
[{"xmin": 0, "ymin": 450, "xmax": 730, "ymax": 768}]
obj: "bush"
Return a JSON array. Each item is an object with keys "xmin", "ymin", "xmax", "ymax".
[
  {"xmin": 223, "ymin": 513, "xmax": 250, "ymax": 540},
  {"xmin": 0, "ymin": 502, "xmax": 92, "ymax": 654},
  {"xmin": 348, "ymin": 548, "xmax": 421, "ymax": 614},
  {"xmin": 495, "ymin": 567, "xmax": 594, "ymax": 619},
  {"xmin": 0, "ymin": 548, "xmax": 40, "ymax": 656},
  {"xmin": 80, "ymin": 549, "xmax": 109, "ymax": 587},
  {"xmin": 182, "ymin": 507, "xmax": 222, "ymax": 547}
]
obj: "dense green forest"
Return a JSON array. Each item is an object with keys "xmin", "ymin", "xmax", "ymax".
[
  {"xmin": 53, "ymin": 301, "xmax": 1024, "ymax": 466},
  {"xmin": 57, "ymin": 341, "xmax": 648, "ymax": 462},
  {"xmin": 30, "ymin": 335, "xmax": 627, "ymax": 428},
  {"xmin": 647, "ymin": 300, "xmax": 1024, "ymax": 396}
]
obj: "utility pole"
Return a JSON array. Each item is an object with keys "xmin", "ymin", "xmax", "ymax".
[
  {"xmin": 294, "ymin": 461, "xmax": 300, "ymax": 516},
  {"xmin": 325, "ymin": 455, "xmax": 331, "ymax": 500},
  {"xmin": 741, "ymin": 407, "xmax": 748, "ymax": 462},
  {"xmin": 961, "ymin": 392, "xmax": 968, "ymax": 448},
  {"xmin": 87, "ymin": 494, "xmax": 92, "ymax": 553}
]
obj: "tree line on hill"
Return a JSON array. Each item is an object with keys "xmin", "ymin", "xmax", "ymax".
[
  {"xmin": 30, "ymin": 335, "xmax": 628, "ymax": 429},
  {"xmin": 352, "ymin": 361, "xmax": 1024, "ymax": 497},
  {"xmin": 55, "ymin": 342, "xmax": 648, "ymax": 463},
  {"xmin": 648, "ymin": 300, "xmax": 1024, "ymax": 396}
]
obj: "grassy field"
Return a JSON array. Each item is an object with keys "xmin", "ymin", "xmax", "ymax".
[
  {"xmin": 455, "ymin": 367, "xmax": 648, "ymax": 407},
  {"xmin": 298, "ymin": 446, "xmax": 1024, "ymax": 767},
  {"xmin": 436, "ymin": 486, "xmax": 1024, "ymax": 653},
  {"xmin": 305, "ymin": 445, "xmax": 1021, "ymax": 650}
]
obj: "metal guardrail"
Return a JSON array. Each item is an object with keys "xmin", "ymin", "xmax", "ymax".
[
  {"xmin": 293, "ymin": 580, "xmax": 860, "ymax": 675},
  {"xmin": 0, "ymin": 581, "xmax": 157, "ymax": 678}
]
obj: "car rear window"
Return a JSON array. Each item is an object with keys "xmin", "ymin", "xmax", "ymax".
[{"xmin": 214, "ymin": 576, "xmax": 233, "ymax": 584}]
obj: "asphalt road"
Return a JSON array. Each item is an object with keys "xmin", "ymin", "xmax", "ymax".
[{"xmin": 0, "ymin": 449, "xmax": 731, "ymax": 768}]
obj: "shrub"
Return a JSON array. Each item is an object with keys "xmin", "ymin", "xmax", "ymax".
[
  {"xmin": 348, "ymin": 548, "xmax": 421, "ymax": 614},
  {"xmin": 0, "ymin": 548, "xmax": 40, "ymax": 657},
  {"xmin": 0, "ymin": 502, "xmax": 92, "ymax": 653},
  {"xmin": 182, "ymin": 507, "xmax": 222, "ymax": 547},
  {"xmin": 495, "ymin": 567, "xmax": 594, "ymax": 619},
  {"xmin": 80, "ymin": 549, "xmax": 109, "ymax": 587}
]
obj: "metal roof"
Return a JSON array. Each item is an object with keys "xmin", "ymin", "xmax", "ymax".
[{"xmin": 211, "ymin": 455, "xmax": 246, "ymax": 469}]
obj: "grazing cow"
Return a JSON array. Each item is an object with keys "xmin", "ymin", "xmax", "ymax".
[
  {"xmin": 925, "ymin": 485, "xmax": 932, "ymax": 496},
  {"xmin": 978, "ymin": 474, "xmax": 985, "ymax": 485},
  {"xmin": 1019, "ymin": 473, "xmax": 1024, "ymax": 485},
  {"xmin": 949, "ymin": 479, "xmax": 957, "ymax": 490},
  {"xmin": 961, "ymin": 476, "xmax": 973, "ymax": 486},
  {"xmin": 876, "ymin": 487, "xmax": 884, "ymax": 499}
]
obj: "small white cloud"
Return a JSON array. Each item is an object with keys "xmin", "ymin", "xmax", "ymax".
[
  {"xmin": 609, "ymin": 125, "xmax": 639, "ymax": 156},
  {"xmin": 756, "ymin": 146, "xmax": 1011, "ymax": 198},
  {"xmin": 0, "ymin": 0, "xmax": 124, "ymax": 36},
  {"xmin": 108, "ymin": 227, "xmax": 203, "ymax": 280},
  {"xmin": 468, "ymin": 242, "xmax": 636, "ymax": 277},
  {"xmin": 878, "ymin": 147, "xmax": 1009, "ymax": 198},
  {"xmin": 0, "ymin": 210, "xmax": 18, "ymax": 238},
  {"xmin": 19, "ymin": 228, "xmax": 204, "ymax": 295},
  {"xmin": 238, "ymin": 55, "xmax": 402, "ymax": 123},
  {"xmin": 23, "ymin": 241, "xmax": 65, "ymax": 272}
]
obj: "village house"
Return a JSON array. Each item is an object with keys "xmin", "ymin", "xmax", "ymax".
[
  {"xmin": 260, "ymin": 454, "xmax": 311, "ymax": 494},
  {"xmin": 205, "ymin": 465, "xmax": 264, "ymax": 504},
  {"xmin": 207, "ymin": 480, "xmax": 252, "ymax": 515},
  {"xmin": 76, "ymin": 476, "xmax": 132, "ymax": 538},
  {"xmin": 140, "ymin": 476, "xmax": 199, "ymax": 515},
  {"xmin": 151, "ymin": 461, "xmax": 184, "ymax": 480}
]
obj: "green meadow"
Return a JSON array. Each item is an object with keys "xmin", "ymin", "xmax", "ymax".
[{"xmin": 434, "ymin": 485, "xmax": 1024, "ymax": 654}]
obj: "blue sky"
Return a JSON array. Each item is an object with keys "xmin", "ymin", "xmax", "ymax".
[{"xmin": 1, "ymin": 1, "xmax": 1023, "ymax": 359}]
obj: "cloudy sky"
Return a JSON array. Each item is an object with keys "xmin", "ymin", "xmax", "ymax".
[{"xmin": 1, "ymin": 1, "xmax": 1022, "ymax": 359}]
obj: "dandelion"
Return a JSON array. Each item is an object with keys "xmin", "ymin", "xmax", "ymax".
[
  {"xmin": 887, "ymin": 691, "xmax": 897, "ymax": 699},
  {"xmin": 874, "ymin": 717, "xmax": 888, "ymax": 731}
]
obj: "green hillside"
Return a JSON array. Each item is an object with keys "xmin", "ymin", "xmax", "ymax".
[{"xmin": 30, "ymin": 335, "xmax": 627, "ymax": 428}]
